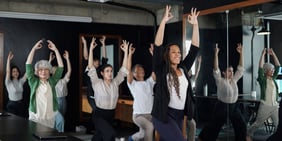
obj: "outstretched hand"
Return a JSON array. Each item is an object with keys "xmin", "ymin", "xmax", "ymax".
[
  {"xmin": 99, "ymin": 35, "xmax": 106, "ymax": 45},
  {"xmin": 187, "ymin": 7, "xmax": 200, "ymax": 25},
  {"xmin": 47, "ymin": 40, "xmax": 58, "ymax": 51},
  {"xmin": 120, "ymin": 40, "xmax": 129, "ymax": 52},
  {"xmin": 63, "ymin": 50, "xmax": 69, "ymax": 59},
  {"xmin": 162, "ymin": 5, "xmax": 174, "ymax": 23},
  {"xmin": 8, "ymin": 51, "xmax": 13, "ymax": 60},
  {"xmin": 90, "ymin": 37, "xmax": 97, "ymax": 50},
  {"xmin": 33, "ymin": 40, "xmax": 43, "ymax": 50},
  {"xmin": 268, "ymin": 48, "xmax": 276, "ymax": 56},
  {"xmin": 149, "ymin": 43, "xmax": 154, "ymax": 56},
  {"xmin": 215, "ymin": 43, "xmax": 220, "ymax": 55},
  {"xmin": 129, "ymin": 44, "xmax": 135, "ymax": 55},
  {"xmin": 81, "ymin": 36, "xmax": 86, "ymax": 44},
  {"xmin": 236, "ymin": 43, "xmax": 243, "ymax": 54}
]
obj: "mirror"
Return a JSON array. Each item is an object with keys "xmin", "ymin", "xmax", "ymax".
[
  {"xmin": 78, "ymin": 34, "xmax": 122, "ymax": 121},
  {"xmin": 183, "ymin": 2, "xmax": 280, "ymax": 140}
]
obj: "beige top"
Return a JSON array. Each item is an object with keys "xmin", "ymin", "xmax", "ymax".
[
  {"xmin": 263, "ymin": 79, "xmax": 279, "ymax": 107},
  {"xmin": 88, "ymin": 66, "xmax": 128, "ymax": 110},
  {"xmin": 29, "ymin": 81, "xmax": 57, "ymax": 129}
]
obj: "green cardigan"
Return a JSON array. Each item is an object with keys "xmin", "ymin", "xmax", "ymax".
[
  {"xmin": 257, "ymin": 66, "xmax": 280, "ymax": 101},
  {"xmin": 26, "ymin": 64, "xmax": 63, "ymax": 113}
]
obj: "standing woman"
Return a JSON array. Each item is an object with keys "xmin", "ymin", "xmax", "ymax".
[
  {"xmin": 88, "ymin": 39, "xmax": 129, "ymax": 141},
  {"xmin": 151, "ymin": 5, "xmax": 200, "ymax": 141},
  {"xmin": 26, "ymin": 39, "xmax": 64, "ymax": 132},
  {"xmin": 5, "ymin": 51, "xmax": 26, "ymax": 117}
]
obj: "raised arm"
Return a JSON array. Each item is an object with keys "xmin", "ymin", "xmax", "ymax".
[
  {"xmin": 88, "ymin": 37, "xmax": 97, "ymax": 69},
  {"xmin": 268, "ymin": 48, "xmax": 281, "ymax": 66},
  {"xmin": 100, "ymin": 35, "xmax": 107, "ymax": 58},
  {"xmin": 214, "ymin": 43, "xmax": 220, "ymax": 71},
  {"xmin": 187, "ymin": 8, "xmax": 200, "ymax": 47},
  {"xmin": 154, "ymin": 5, "xmax": 173, "ymax": 46},
  {"xmin": 236, "ymin": 43, "xmax": 243, "ymax": 67},
  {"xmin": 47, "ymin": 40, "xmax": 63, "ymax": 67},
  {"xmin": 26, "ymin": 40, "xmax": 43, "ymax": 64},
  {"xmin": 149, "ymin": 43, "xmax": 156, "ymax": 81},
  {"xmin": 5, "ymin": 51, "xmax": 13, "ymax": 81},
  {"xmin": 259, "ymin": 48, "xmax": 266, "ymax": 68},
  {"xmin": 127, "ymin": 44, "xmax": 135, "ymax": 84},
  {"xmin": 48, "ymin": 52, "xmax": 55, "ymax": 63},
  {"xmin": 63, "ymin": 50, "xmax": 72, "ymax": 79},
  {"xmin": 81, "ymin": 36, "xmax": 88, "ymax": 60},
  {"xmin": 120, "ymin": 40, "xmax": 129, "ymax": 69}
]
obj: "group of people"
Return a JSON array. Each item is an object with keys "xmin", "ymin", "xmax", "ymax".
[{"xmin": 4, "ymin": 4, "xmax": 282, "ymax": 141}]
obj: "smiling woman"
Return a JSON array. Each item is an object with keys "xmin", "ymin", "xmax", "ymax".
[{"xmin": 78, "ymin": 34, "xmax": 122, "ymax": 121}]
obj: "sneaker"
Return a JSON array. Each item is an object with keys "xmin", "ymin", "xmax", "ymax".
[{"xmin": 128, "ymin": 136, "xmax": 133, "ymax": 141}]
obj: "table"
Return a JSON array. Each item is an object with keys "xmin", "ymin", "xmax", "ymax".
[{"xmin": 0, "ymin": 111, "xmax": 81, "ymax": 141}]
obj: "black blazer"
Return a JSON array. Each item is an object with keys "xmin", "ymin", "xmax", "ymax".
[{"xmin": 151, "ymin": 44, "xmax": 199, "ymax": 122}]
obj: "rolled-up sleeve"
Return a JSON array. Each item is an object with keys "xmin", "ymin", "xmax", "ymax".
[{"xmin": 113, "ymin": 66, "xmax": 128, "ymax": 85}]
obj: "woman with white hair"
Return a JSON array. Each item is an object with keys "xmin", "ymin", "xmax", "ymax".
[
  {"xmin": 25, "ymin": 39, "xmax": 64, "ymax": 132},
  {"xmin": 247, "ymin": 48, "xmax": 281, "ymax": 140}
]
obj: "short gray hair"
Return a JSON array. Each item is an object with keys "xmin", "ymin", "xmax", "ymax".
[
  {"xmin": 263, "ymin": 63, "xmax": 274, "ymax": 72},
  {"xmin": 34, "ymin": 60, "xmax": 52, "ymax": 74}
]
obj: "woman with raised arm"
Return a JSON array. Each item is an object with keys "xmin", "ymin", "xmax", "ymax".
[
  {"xmin": 88, "ymin": 39, "xmax": 129, "ymax": 141},
  {"xmin": 26, "ymin": 39, "xmax": 64, "ymax": 132},
  {"xmin": 127, "ymin": 44, "xmax": 156, "ymax": 141},
  {"xmin": 49, "ymin": 50, "xmax": 72, "ymax": 116},
  {"xmin": 247, "ymin": 48, "xmax": 281, "ymax": 140},
  {"xmin": 5, "ymin": 51, "xmax": 27, "ymax": 117},
  {"xmin": 151, "ymin": 5, "xmax": 200, "ymax": 141}
]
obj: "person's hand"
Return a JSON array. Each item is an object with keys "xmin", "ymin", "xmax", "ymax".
[
  {"xmin": 187, "ymin": 7, "xmax": 199, "ymax": 25},
  {"xmin": 129, "ymin": 44, "xmax": 135, "ymax": 55},
  {"xmin": 47, "ymin": 40, "xmax": 58, "ymax": 51},
  {"xmin": 261, "ymin": 48, "xmax": 267, "ymax": 56},
  {"xmin": 99, "ymin": 35, "xmax": 106, "ymax": 45},
  {"xmin": 8, "ymin": 51, "xmax": 13, "ymax": 60},
  {"xmin": 149, "ymin": 43, "xmax": 154, "ymax": 56},
  {"xmin": 120, "ymin": 40, "xmax": 129, "ymax": 53},
  {"xmin": 33, "ymin": 40, "xmax": 43, "ymax": 50},
  {"xmin": 90, "ymin": 37, "xmax": 97, "ymax": 50},
  {"xmin": 197, "ymin": 55, "xmax": 202, "ymax": 63},
  {"xmin": 81, "ymin": 36, "xmax": 86, "ymax": 44},
  {"xmin": 268, "ymin": 48, "xmax": 275, "ymax": 56},
  {"xmin": 49, "ymin": 52, "xmax": 55, "ymax": 62},
  {"xmin": 236, "ymin": 43, "xmax": 243, "ymax": 54},
  {"xmin": 215, "ymin": 43, "xmax": 220, "ymax": 55},
  {"xmin": 162, "ymin": 5, "xmax": 174, "ymax": 23},
  {"xmin": 63, "ymin": 50, "xmax": 69, "ymax": 59}
]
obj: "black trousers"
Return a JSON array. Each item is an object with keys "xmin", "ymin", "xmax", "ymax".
[
  {"xmin": 7, "ymin": 100, "xmax": 25, "ymax": 117},
  {"xmin": 199, "ymin": 100, "xmax": 247, "ymax": 141},
  {"xmin": 92, "ymin": 107, "xmax": 116, "ymax": 141}
]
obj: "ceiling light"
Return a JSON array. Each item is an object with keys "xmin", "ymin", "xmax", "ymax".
[
  {"xmin": 0, "ymin": 11, "xmax": 92, "ymax": 23},
  {"xmin": 87, "ymin": 0, "xmax": 111, "ymax": 3}
]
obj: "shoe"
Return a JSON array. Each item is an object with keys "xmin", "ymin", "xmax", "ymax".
[{"xmin": 128, "ymin": 136, "xmax": 133, "ymax": 141}]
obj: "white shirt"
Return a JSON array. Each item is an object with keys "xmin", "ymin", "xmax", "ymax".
[
  {"xmin": 213, "ymin": 66, "xmax": 244, "ymax": 103},
  {"xmin": 5, "ymin": 77, "xmax": 26, "ymax": 101},
  {"xmin": 88, "ymin": 66, "xmax": 128, "ymax": 110},
  {"xmin": 168, "ymin": 69, "xmax": 188, "ymax": 110},
  {"xmin": 127, "ymin": 77, "xmax": 155, "ymax": 114},
  {"xmin": 29, "ymin": 81, "xmax": 57, "ymax": 129},
  {"xmin": 55, "ymin": 76, "xmax": 70, "ymax": 97}
]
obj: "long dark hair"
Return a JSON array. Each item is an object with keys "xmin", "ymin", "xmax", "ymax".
[
  {"xmin": 163, "ymin": 43, "xmax": 181, "ymax": 98},
  {"xmin": 10, "ymin": 66, "xmax": 21, "ymax": 80},
  {"xmin": 99, "ymin": 64, "xmax": 113, "ymax": 79}
]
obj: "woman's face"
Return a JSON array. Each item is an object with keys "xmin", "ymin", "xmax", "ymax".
[
  {"xmin": 224, "ymin": 67, "xmax": 234, "ymax": 79},
  {"xmin": 101, "ymin": 66, "xmax": 113, "ymax": 80},
  {"xmin": 133, "ymin": 66, "xmax": 145, "ymax": 80},
  {"xmin": 168, "ymin": 45, "xmax": 181, "ymax": 65},
  {"xmin": 11, "ymin": 68, "xmax": 19, "ymax": 79},
  {"xmin": 265, "ymin": 68, "xmax": 275, "ymax": 77},
  {"xmin": 37, "ymin": 68, "xmax": 50, "ymax": 80}
]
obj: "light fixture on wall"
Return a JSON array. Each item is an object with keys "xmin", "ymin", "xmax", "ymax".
[
  {"xmin": 0, "ymin": 11, "xmax": 92, "ymax": 23},
  {"xmin": 257, "ymin": 19, "xmax": 270, "ymax": 35}
]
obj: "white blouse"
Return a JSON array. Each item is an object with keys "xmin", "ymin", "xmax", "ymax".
[{"xmin": 88, "ymin": 66, "xmax": 128, "ymax": 110}]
